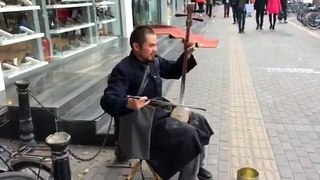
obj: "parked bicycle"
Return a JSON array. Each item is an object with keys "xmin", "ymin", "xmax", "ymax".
[
  {"xmin": 306, "ymin": 6, "xmax": 320, "ymax": 30},
  {"xmin": 0, "ymin": 144, "xmax": 52, "ymax": 180},
  {"xmin": 288, "ymin": 1, "xmax": 320, "ymax": 30}
]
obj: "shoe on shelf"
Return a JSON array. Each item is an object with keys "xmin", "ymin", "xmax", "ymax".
[
  {"xmin": 0, "ymin": 1, "xmax": 6, "ymax": 7},
  {"xmin": 18, "ymin": 0, "xmax": 33, "ymax": 6},
  {"xmin": 65, "ymin": 18, "xmax": 75, "ymax": 27},
  {"xmin": 198, "ymin": 167, "xmax": 213, "ymax": 180},
  {"xmin": 70, "ymin": 39, "xmax": 81, "ymax": 48}
]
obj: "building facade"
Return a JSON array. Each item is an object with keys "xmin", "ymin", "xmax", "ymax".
[{"xmin": 0, "ymin": 0, "xmax": 185, "ymax": 88}]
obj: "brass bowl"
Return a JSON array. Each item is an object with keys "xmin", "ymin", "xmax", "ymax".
[{"xmin": 237, "ymin": 167, "xmax": 259, "ymax": 180}]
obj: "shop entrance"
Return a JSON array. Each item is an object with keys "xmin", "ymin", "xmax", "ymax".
[{"xmin": 132, "ymin": 0, "xmax": 161, "ymax": 26}]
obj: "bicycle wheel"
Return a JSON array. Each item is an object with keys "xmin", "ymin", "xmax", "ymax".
[
  {"xmin": 0, "ymin": 171, "xmax": 37, "ymax": 180},
  {"xmin": 11, "ymin": 161, "xmax": 52, "ymax": 180},
  {"xmin": 307, "ymin": 11, "xmax": 320, "ymax": 30}
]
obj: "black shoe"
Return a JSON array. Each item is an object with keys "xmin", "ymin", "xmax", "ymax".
[
  {"xmin": 256, "ymin": 25, "xmax": 259, "ymax": 30},
  {"xmin": 269, "ymin": 25, "xmax": 272, "ymax": 29},
  {"xmin": 260, "ymin": 25, "xmax": 263, "ymax": 29},
  {"xmin": 198, "ymin": 167, "xmax": 213, "ymax": 180},
  {"xmin": 115, "ymin": 144, "xmax": 128, "ymax": 162},
  {"xmin": 272, "ymin": 25, "xmax": 275, "ymax": 30}
]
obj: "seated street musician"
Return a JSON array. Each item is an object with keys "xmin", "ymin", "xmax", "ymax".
[{"xmin": 100, "ymin": 26, "xmax": 214, "ymax": 180}]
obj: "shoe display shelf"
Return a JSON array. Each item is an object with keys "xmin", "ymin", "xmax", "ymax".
[
  {"xmin": 0, "ymin": 0, "xmax": 48, "ymax": 80},
  {"xmin": 93, "ymin": 0, "xmax": 120, "ymax": 44},
  {"xmin": 38, "ymin": 0, "xmax": 97, "ymax": 60}
]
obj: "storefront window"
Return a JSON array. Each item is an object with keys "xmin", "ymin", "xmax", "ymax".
[
  {"xmin": 132, "ymin": 0, "xmax": 160, "ymax": 26},
  {"xmin": 0, "ymin": 0, "xmax": 122, "ymax": 83},
  {"xmin": 0, "ymin": 2, "xmax": 47, "ymax": 80}
]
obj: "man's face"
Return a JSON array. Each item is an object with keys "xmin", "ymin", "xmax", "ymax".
[{"xmin": 134, "ymin": 34, "xmax": 158, "ymax": 62}]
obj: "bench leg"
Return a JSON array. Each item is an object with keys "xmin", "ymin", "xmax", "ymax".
[{"xmin": 126, "ymin": 160, "xmax": 142, "ymax": 180}]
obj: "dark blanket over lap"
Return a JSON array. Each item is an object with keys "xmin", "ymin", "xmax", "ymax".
[{"xmin": 148, "ymin": 106, "xmax": 214, "ymax": 179}]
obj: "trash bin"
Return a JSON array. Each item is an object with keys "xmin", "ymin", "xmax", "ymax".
[{"xmin": 237, "ymin": 167, "xmax": 259, "ymax": 180}]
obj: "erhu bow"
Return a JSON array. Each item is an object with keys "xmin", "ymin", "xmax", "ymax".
[{"xmin": 170, "ymin": 3, "xmax": 205, "ymax": 123}]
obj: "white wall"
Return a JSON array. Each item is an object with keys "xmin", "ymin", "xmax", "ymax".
[
  {"xmin": 0, "ymin": 65, "xmax": 5, "ymax": 91},
  {"xmin": 119, "ymin": 0, "xmax": 133, "ymax": 38}
]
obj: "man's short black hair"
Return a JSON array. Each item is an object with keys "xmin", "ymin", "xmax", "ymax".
[{"xmin": 130, "ymin": 26, "xmax": 155, "ymax": 48}]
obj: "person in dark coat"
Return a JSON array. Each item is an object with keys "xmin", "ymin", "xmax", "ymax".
[
  {"xmin": 279, "ymin": 0, "xmax": 287, "ymax": 23},
  {"xmin": 206, "ymin": 0, "xmax": 213, "ymax": 18},
  {"xmin": 222, "ymin": 0, "xmax": 231, "ymax": 18},
  {"xmin": 254, "ymin": 0, "xmax": 267, "ymax": 29},
  {"xmin": 100, "ymin": 26, "xmax": 214, "ymax": 180},
  {"xmin": 235, "ymin": 0, "xmax": 249, "ymax": 33},
  {"xmin": 230, "ymin": 0, "xmax": 238, "ymax": 24}
]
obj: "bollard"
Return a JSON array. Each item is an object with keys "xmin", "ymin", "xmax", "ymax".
[
  {"xmin": 45, "ymin": 132, "xmax": 72, "ymax": 180},
  {"xmin": 15, "ymin": 80, "xmax": 36, "ymax": 147},
  {"xmin": 237, "ymin": 167, "xmax": 259, "ymax": 180}
]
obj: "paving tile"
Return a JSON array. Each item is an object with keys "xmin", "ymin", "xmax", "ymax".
[
  {"xmin": 293, "ymin": 173, "xmax": 307, "ymax": 180},
  {"xmin": 288, "ymin": 161, "xmax": 304, "ymax": 174},
  {"xmin": 278, "ymin": 166, "xmax": 293, "ymax": 178},
  {"xmin": 299, "ymin": 157, "xmax": 314, "ymax": 168},
  {"xmin": 303, "ymin": 168, "xmax": 320, "ymax": 180}
]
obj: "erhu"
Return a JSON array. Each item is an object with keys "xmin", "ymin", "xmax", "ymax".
[{"xmin": 170, "ymin": 3, "xmax": 205, "ymax": 123}]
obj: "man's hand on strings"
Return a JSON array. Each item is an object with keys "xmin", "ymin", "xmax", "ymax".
[
  {"xmin": 127, "ymin": 96, "xmax": 150, "ymax": 110},
  {"xmin": 186, "ymin": 42, "xmax": 196, "ymax": 59}
]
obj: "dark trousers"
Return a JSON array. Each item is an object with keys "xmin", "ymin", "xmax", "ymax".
[
  {"xmin": 198, "ymin": 2, "xmax": 205, "ymax": 13},
  {"xmin": 269, "ymin": 13, "xmax": 277, "ymax": 28},
  {"xmin": 256, "ymin": 10, "xmax": 265, "ymax": 28},
  {"xmin": 206, "ymin": 4, "xmax": 213, "ymax": 17},
  {"xmin": 231, "ymin": 5, "xmax": 237, "ymax": 22},
  {"xmin": 279, "ymin": 9, "xmax": 287, "ymax": 21},
  {"xmin": 283, "ymin": 10, "xmax": 287, "ymax": 21},
  {"xmin": 237, "ymin": 9, "xmax": 246, "ymax": 31},
  {"xmin": 224, "ymin": 3, "xmax": 230, "ymax": 17}
]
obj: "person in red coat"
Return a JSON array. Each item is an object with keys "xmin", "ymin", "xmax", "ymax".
[
  {"xmin": 196, "ymin": 0, "xmax": 206, "ymax": 17},
  {"xmin": 266, "ymin": 0, "xmax": 282, "ymax": 29}
]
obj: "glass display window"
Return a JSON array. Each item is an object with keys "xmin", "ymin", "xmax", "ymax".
[
  {"xmin": 39, "ymin": 0, "xmax": 97, "ymax": 60},
  {"xmin": 0, "ymin": 0, "xmax": 47, "ymax": 80},
  {"xmin": 132, "ymin": 0, "xmax": 161, "ymax": 27},
  {"xmin": 94, "ymin": 0, "xmax": 121, "ymax": 44}
]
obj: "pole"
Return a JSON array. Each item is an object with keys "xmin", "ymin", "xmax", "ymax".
[{"xmin": 15, "ymin": 80, "xmax": 36, "ymax": 147}]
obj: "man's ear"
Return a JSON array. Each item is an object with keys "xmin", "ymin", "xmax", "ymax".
[{"xmin": 132, "ymin": 42, "xmax": 140, "ymax": 51}]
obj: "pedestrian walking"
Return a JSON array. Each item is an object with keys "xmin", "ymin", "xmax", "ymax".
[
  {"xmin": 266, "ymin": 0, "xmax": 282, "ymax": 30},
  {"xmin": 254, "ymin": 0, "xmax": 267, "ymax": 29}
]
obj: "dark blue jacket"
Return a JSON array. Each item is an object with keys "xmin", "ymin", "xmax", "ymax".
[{"xmin": 100, "ymin": 51, "xmax": 197, "ymax": 117}]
